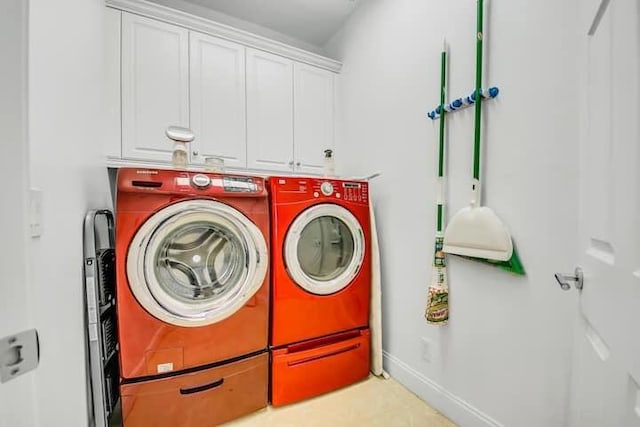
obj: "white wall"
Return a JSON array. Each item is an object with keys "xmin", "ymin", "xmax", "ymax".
[
  {"xmin": 0, "ymin": 2, "xmax": 38, "ymax": 425},
  {"xmin": 146, "ymin": 0, "xmax": 328, "ymax": 55},
  {"xmin": 28, "ymin": 0, "xmax": 113, "ymax": 425},
  {"xmin": 327, "ymin": 1, "xmax": 580, "ymax": 426}
]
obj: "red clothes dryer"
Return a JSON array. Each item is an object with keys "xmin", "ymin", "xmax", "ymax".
[
  {"xmin": 269, "ymin": 176, "xmax": 371, "ymax": 406},
  {"xmin": 115, "ymin": 168, "xmax": 269, "ymax": 425}
]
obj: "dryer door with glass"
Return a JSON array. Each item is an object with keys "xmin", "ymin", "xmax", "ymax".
[
  {"xmin": 127, "ymin": 199, "xmax": 268, "ymax": 327},
  {"xmin": 284, "ymin": 204, "xmax": 365, "ymax": 295}
]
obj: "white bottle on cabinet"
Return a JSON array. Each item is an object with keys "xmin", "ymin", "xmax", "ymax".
[
  {"xmin": 166, "ymin": 126, "xmax": 194, "ymax": 169},
  {"xmin": 323, "ymin": 149, "xmax": 335, "ymax": 177}
]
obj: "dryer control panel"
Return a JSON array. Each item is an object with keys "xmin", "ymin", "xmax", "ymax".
[
  {"xmin": 340, "ymin": 181, "xmax": 368, "ymax": 202},
  {"xmin": 270, "ymin": 177, "xmax": 368, "ymax": 205}
]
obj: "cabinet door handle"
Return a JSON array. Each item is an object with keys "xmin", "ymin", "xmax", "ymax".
[
  {"xmin": 193, "ymin": 151, "xmax": 199, "ymax": 157},
  {"xmin": 288, "ymin": 161, "xmax": 294, "ymax": 167},
  {"xmin": 296, "ymin": 162, "xmax": 301, "ymax": 167}
]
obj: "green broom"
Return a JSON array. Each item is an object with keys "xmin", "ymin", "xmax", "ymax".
[{"xmin": 426, "ymin": 41, "xmax": 449, "ymax": 324}]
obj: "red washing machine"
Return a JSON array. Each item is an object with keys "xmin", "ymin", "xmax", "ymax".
[
  {"xmin": 269, "ymin": 176, "xmax": 371, "ymax": 406},
  {"xmin": 115, "ymin": 168, "xmax": 269, "ymax": 426}
]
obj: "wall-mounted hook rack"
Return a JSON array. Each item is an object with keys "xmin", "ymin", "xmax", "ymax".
[{"xmin": 427, "ymin": 87, "xmax": 500, "ymax": 120}]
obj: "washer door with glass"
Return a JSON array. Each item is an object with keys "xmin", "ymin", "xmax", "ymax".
[
  {"xmin": 127, "ymin": 199, "xmax": 268, "ymax": 327},
  {"xmin": 284, "ymin": 204, "xmax": 365, "ymax": 295}
]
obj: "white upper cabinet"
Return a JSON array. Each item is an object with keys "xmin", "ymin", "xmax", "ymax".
[
  {"xmin": 246, "ymin": 48, "xmax": 294, "ymax": 172},
  {"xmin": 122, "ymin": 13, "xmax": 189, "ymax": 162},
  {"xmin": 293, "ymin": 63, "xmax": 335, "ymax": 174},
  {"xmin": 105, "ymin": 8, "xmax": 122, "ymax": 159},
  {"xmin": 189, "ymin": 32, "xmax": 246, "ymax": 169},
  {"xmin": 112, "ymin": 5, "xmax": 340, "ymax": 174}
]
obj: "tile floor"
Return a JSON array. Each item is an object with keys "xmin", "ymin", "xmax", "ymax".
[{"xmin": 225, "ymin": 376, "xmax": 457, "ymax": 427}]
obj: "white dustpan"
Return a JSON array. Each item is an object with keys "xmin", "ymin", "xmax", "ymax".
[
  {"xmin": 443, "ymin": 179, "xmax": 513, "ymax": 261},
  {"xmin": 442, "ymin": 0, "xmax": 515, "ymax": 264}
]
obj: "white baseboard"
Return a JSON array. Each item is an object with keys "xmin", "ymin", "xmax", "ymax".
[{"xmin": 383, "ymin": 351, "xmax": 504, "ymax": 427}]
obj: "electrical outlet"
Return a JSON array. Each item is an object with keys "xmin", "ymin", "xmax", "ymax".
[
  {"xmin": 421, "ymin": 337, "xmax": 432, "ymax": 363},
  {"xmin": 29, "ymin": 188, "xmax": 43, "ymax": 237}
]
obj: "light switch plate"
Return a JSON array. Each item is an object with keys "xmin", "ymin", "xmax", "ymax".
[{"xmin": 0, "ymin": 329, "xmax": 39, "ymax": 383}]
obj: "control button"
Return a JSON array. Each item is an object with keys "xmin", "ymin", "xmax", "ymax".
[
  {"xmin": 336, "ymin": 193, "xmax": 341, "ymax": 199},
  {"xmin": 320, "ymin": 182, "xmax": 334, "ymax": 196},
  {"xmin": 192, "ymin": 174, "xmax": 211, "ymax": 188},
  {"xmin": 313, "ymin": 192, "xmax": 319, "ymax": 198}
]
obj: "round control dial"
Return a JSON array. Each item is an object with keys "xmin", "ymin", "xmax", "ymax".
[
  {"xmin": 192, "ymin": 174, "xmax": 211, "ymax": 188},
  {"xmin": 320, "ymin": 182, "xmax": 334, "ymax": 196}
]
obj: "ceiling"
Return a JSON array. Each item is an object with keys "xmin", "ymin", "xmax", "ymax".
[{"xmin": 178, "ymin": 0, "xmax": 361, "ymax": 46}]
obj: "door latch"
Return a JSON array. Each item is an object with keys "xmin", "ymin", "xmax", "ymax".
[
  {"xmin": 554, "ymin": 267, "xmax": 584, "ymax": 291},
  {"xmin": 0, "ymin": 329, "xmax": 39, "ymax": 383}
]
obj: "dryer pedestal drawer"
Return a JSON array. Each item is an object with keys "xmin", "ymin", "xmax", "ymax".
[
  {"xmin": 120, "ymin": 352, "xmax": 268, "ymax": 426},
  {"xmin": 271, "ymin": 329, "xmax": 370, "ymax": 407}
]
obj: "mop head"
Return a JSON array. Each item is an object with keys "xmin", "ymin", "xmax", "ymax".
[{"xmin": 425, "ymin": 235, "xmax": 449, "ymax": 324}]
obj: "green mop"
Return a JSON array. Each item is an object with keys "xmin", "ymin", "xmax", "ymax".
[
  {"xmin": 426, "ymin": 41, "xmax": 449, "ymax": 324},
  {"xmin": 442, "ymin": 0, "xmax": 525, "ymax": 275}
]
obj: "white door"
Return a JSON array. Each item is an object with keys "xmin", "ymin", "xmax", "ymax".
[
  {"xmin": 190, "ymin": 32, "xmax": 247, "ymax": 169},
  {"xmin": 567, "ymin": 0, "xmax": 640, "ymax": 425},
  {"xmin": 0, "ymin": 1, "xmax": 37, "ymax": 425},
  {"xmin": 294, "ymin": 63, "xmax": 335, "ymax": 175},
  {"xmin": 246, "ymin": 48, "xmax": 294, "ymax": 172},
  {"xmin": 121, "ymin": 13, "xmax": 189, "ymax": 162},
  {"xmin": 284, "ymin": 204, "xmax": 365, "ymax": 295}
]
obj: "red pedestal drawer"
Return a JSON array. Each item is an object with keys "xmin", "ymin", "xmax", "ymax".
[
  {"xmin": 120, "ymin": 352, "xmax": 268, "ymax": 427},
  {"xmin": 271, "ymin": 329, "xmax": 370, "ymax": 407}
]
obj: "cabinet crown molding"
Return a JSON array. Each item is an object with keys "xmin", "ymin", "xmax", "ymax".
[{"xmin": 106, "ymin": 0, "xmax": 342, "ymax": 73}]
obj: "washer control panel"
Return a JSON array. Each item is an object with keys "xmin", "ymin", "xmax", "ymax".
[
  {"xmin": 222, "ymin": 176, "xmax": 259, "ymax": 192},
  {"xmin": 121, "ymin": 169, "xmax": 266, "ymax": 196},
  {"xmin": 320, "ymin": 182, "xmax": 334, "ymax": 196},
  {"xmin": 188, "ymin": 174, "xmax": 259, "ymax": 192},
  {"xmin": 192, "ymin": 174, "xmax": 211, "ymax": 188}
]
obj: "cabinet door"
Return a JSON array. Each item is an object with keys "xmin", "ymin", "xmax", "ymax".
[
  {"xmin": 190, "ymin": 32, "xmax": 246, "ymax": 169},
  {"xmin": 105, "ymin": 8, "xmax": 121, "ymax": 159},
  {"xmin": 122, "ymin": 13, "xmax": 189, "ymax": 162},
  {"xmin": 294, "ymin": 64, "xmax": 335, "ymax": 175},
  {"xmin": 246, "ymin": 48, "xmax": 294, "ymax": 172}
]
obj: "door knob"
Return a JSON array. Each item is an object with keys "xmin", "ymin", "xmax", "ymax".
[{"xmin": 554, "ymin": 267, "xmax": 584, "ymax": 291}]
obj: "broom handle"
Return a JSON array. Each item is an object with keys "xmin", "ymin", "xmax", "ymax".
[
  {"xmin": 437, "ymin": 43, "xmax": 447, "ymax": 233},
  {"xmin": 473, "ymin": 0, "xmax": 484, "ymax": 181}
]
